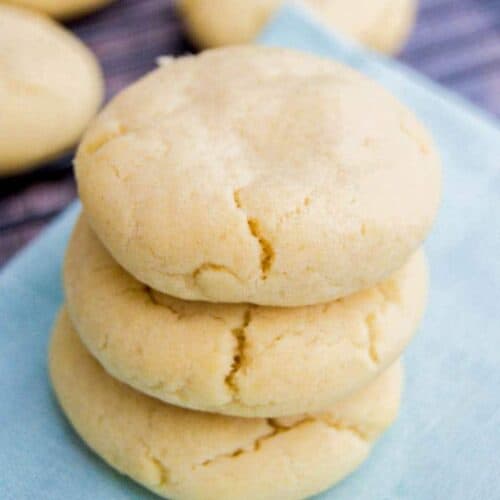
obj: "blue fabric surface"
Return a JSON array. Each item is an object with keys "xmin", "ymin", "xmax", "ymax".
[{"xmin": 1, "ymin": 5, "xmax": 499, "ymax": 499}]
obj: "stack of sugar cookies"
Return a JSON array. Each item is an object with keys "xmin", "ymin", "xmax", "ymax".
[{"xmin": 49, "ymin": 46, "xmax": 441, "ymax": 500}]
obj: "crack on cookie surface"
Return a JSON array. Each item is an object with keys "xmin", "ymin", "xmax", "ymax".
[
  {"xmin": 140, "ymin": 375, "xmax": 194, "ymax": 404},
  {"xmin": 313, "ymin": 415, "xmax": 368, "ymax": 441},
  {"xmin": 83, "ymin": 122, "xmax": 129, "ymax": 156},
  {"xmin": 247, "ymin": 218, "xmax": 275, "ymax": 278},
  {"xmin": 150, "ymin": 456, "xmax": 171, "ymax": 487},
  {"xmin": 365, "ymin": 313, "xmax": 380, "ymax": 364},
  {"xmin": 271, "ymin": 413, "xmax": 368, "ymax": 440},
  {"xmin": 142, "ymin": 261, "xmax": 243, "ymax": 300},
  {"xmin": 233, "ymin": 189, "xmax": 275, "ymax": 279},
  {"xmin": 147, "ymin": 286, "xmax": 232, "ymax": 325},
  {"xmin": 192, "ymin": 262, "xmax": 242, "ymax": 284},
  {"xmin": 145, "ymin": 286, "xmax": 187, "ymax": 320},
  {"xmin": 225, "ymin": 307, "xmax": 253, "ymax": 397},
  {"xmin": 199, "ymin": 418, "xmax": 289, "ymax": 467},
  {"xmin": 198, "ymin": 415, "xmax": 367, "ymax": 468},
  {"xmin": 140, "ymin": 438, "xmax": 172, "ymax": 488}
]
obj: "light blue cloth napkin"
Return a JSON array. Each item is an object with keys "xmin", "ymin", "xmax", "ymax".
[{"xmin": 1, "ymin": 4, "xmax": 499, "ymax": 499}]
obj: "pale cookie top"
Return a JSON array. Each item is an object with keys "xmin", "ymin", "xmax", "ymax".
[
  {"xmin": 76, "ymin": 46, "xmax": 440, "ymax": 306},
  {"xmin": 4, "ymin": 0, "xmax": 113, "ymax": 19},
  {"xmin": 50, "ymin": 309, "xmax": 402, "ymax": 500},
  {"xmin": 64, "ymin": 216, "xmax": 426, "ymax": 417},
  {"xmin": 0, "ymin": 5, "xmax": 103, "ymax": 174},
  {"xmin": 178, "ymin": 0, "xmax": 416, "ymax": 54}
]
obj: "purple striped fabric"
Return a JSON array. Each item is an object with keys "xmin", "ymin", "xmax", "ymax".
[
  {"xmin": 0, "ymin": 0, "xmax": 499, "ymax": 266},
  {"xmin": 402, "ymin": 0, "xmax": 500, "ymax": 116}
]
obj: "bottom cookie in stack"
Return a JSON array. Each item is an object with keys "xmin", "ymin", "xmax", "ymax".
[{"xmin": 50, "ymin": 309, "xmax": 403, "ymax": 500}]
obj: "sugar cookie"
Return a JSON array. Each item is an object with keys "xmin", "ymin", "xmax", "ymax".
[
  {"xmin": 75, "ymin": 47, "xmax": 440, "ymax": 306},
  {"xmin": 178, "ymin": 0, "xmax": 417, "ymax": 53},
  {"xmin": 0, "ymin": 5, "xmax": 103, "ymax": 174},
  {"xmin": 50, "ymin": 309, "xmax": 403, "ymax": 500},
  {"xmin": 64, "ymin": 216, "xmax": 425, "ymax": 417}
]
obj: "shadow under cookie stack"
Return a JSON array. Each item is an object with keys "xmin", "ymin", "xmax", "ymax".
[{"xmin": 49, "ymin": 46, "xmax": 441, "ymax": 500}]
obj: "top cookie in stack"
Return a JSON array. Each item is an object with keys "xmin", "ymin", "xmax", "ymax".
[{"xmin": 75, "ymin": 46, "xmax": 440, "ymax": 308}]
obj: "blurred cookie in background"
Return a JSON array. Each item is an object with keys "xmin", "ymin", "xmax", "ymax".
[
  {"xmin": 177, "ymin": 0, "xmax": 417, "ymax": 54},
  {"xmin": 2, "ymin": 0, "xmax": 114, "ymax": 19},
  {"xmin": 0, "ymin": 5, "xmax": 104, "ymax": 175}
]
